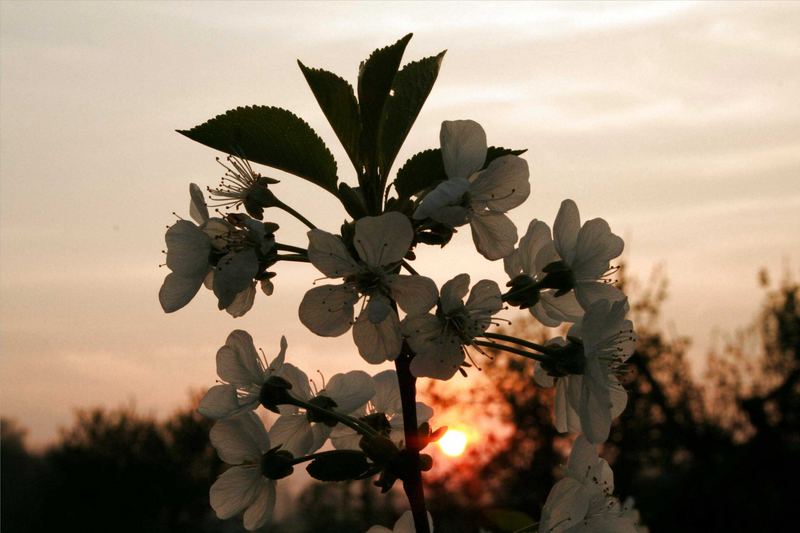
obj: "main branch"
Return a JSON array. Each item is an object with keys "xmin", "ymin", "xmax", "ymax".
[{"xmin": 395, "ymin": 348, "xmax": 431, "ymax": 533}]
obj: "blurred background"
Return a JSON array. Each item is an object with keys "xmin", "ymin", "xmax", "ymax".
[{"xmin": 1, "ymin": 1, "xmax": 799, "ymax": 532}]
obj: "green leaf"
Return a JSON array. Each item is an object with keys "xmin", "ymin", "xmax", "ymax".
[
  {"xmin": 179, "ymin": 106, "xmax": 338, "ymax": 195},
  {"xmin": 393, "ymin": 145, "xmax": 528, "ymax": 200},
  {"xmin": 393, "ymin": 148, "xmax": 446, "ymax": 199},
  {"xmin": 484, "ymin": 508, "xmax": 536, "ymax": 532},
  {"xmin": 357, "ymin": 33, "xmax": 412, "ymax": 181},
  {"xmin": 379, "ymin": 51, "xmax": 446, "ymax": 182},
  {"xmin": 306, "ymin": 451, "xmax": 370, "ymax": 482},
  {"xmin": 486, "ymin": 146, "xmax": 527, "ymax": 162},
  {"xmin": 298, "ymin": 62, "xmax": 361, "ymax": 172}
]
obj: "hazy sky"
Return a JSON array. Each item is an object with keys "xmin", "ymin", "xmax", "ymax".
[{"xmin": 1, "ymin": 1, "xmax": 799, "ymax": 446}]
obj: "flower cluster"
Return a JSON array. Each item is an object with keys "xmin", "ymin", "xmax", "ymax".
[{"xmin": 161, "ymin": 34, "xmax": 646, "ymax": 533}]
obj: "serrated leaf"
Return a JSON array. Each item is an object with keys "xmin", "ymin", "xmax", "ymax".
[
  {"xmin": 357, "ymin": 34, "xmax": 412, "ymax": 196},
  {"xmin": 393, "ymin": 145, "xmax": 528, "ymax": 200},
  {"xmin": 306, "ymin": 450, "xmax": 370, "ymax": 482},
  {"xmin": 486, "ymin": 146, "xmax": 527, "ymax": 162},
  {"xmin": 179, "ymin": 106, "xmax": 338, "ymax": 194},
  {"xmin": 393, "ymin": 148, "xmax": 446, "ymax": 199},
  {"xmin": 379, "ymin": 51, "xmax": 445, "ymax": 183},
  {"xmin": 298, "ymin": 62, "xmax": 361, "ymax": 172}
]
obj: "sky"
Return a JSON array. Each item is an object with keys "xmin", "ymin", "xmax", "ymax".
[{"xmin": 1, "ymin": 1, "xmax": 799, "ymax": 446}]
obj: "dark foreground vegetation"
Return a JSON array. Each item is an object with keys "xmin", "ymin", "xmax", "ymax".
[{"xmin": 2, "ymin": 268, "xmax": 798, "ymax": 532}]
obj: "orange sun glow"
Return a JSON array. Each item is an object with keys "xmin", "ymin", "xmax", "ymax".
[{"xmin": 438, "ymin": 428, "xmax": 468, "ymax": 457}]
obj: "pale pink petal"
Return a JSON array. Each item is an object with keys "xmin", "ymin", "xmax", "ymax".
[
  {"xmin": 470, "ymin": 211, "xmax": 518, "ymax": 261},
  {"xmin": 299, "ymin": 284, "xmax": 358, "ymax": 337},
  {"xmin": 553, "ymin": 199, "xmax": 580, "ymax": 265},
  {"xmin": 268, "ymin": 414, "xmax": 313, "ymax": 457},
  {"xmin": 324, "ymin": 370, "xmax": 376, "ymax": 414},
  {"xmin": 209, "ymin": 465, "xmax": 263, "ymax": 519},
  {"xmin": 353, "ymin": 310, "xmax": 403, "ymax": 364},
  {"xmin": 354, "ymin": 212, "xmax": 413, "ymax": 267},
  {"xmin": 387, "ymin": 274, "xmax": 439, "ymax": 316},
  {"xmin": 440, "ymin": 119, "xmax": 487, "ymax": 180},
  {"xmin": 307, "ymin": 229, "xmax": 360, "ymax": 278},
  {"xmin": 469, "ymin": 155, "xmax": 530, "ymax": 212},
  {"xmin": 210, "ymin": 412, "xmax": 270, "ymax": 464},
  {"xmin": 242, "ymin": 480, "xmax": 275, "ymax": 530}
]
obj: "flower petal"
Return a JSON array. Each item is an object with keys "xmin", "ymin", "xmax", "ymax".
[
  {"xmin": 553, "ymin": 199, "xmax": 580, "ymax": 265},
  {"xmin": 394, "ymin": 510, "xmax": 435, "ymax": 533},
  {"xmin": 268, "ymin": 414, "xmax": 313, "ymax": 457},
  {"xmin": 535, "ymin": 291, "xmax": 584, "ymax": 326},
  {"xmin": 470, "ymin": 211, "xmax": 518, "ymax": 261},
  {"xmin": 210, "ymin": 412, "xmax": 270, "ymax": 464},
  {"xmin": 165, "ymin": 220, "xmax": 212, "ymax": 276},
  {"xmin": 199, "ymin": 384, "xmax": 256, "ymax": 420},
  {"xmin": 469, "ymin": 155, "xmax": 530, "ymax": 212},
  {"xmin": 324, "ymin": 370, "xmax": 376, "ymax": 414},
  {"xmin": 209, "ymin": 465, "xmax": 263, "ymax": 519},
  {"xmin": 402, "ymin": 314, "xmax": 444, "ymax": 356},
  {"xmin": 440, "ymin": 119, "xmax": 487, "ymax": 180},
  {"xmin": 465, "ymin": 279, "xmax": 502, "ymax": 315},
  {"xmin": 226, "ymin": 281, "xmax": 256, "ymax": 317},
  {"xmin": 372, "ymin": 370, "xmax": 402, "ymax": 414},
  {"xmin": 439, "ymin": 273, "xmax": 470, "ymax": 314},
  {"xmin": 276, "ymin": 362, "xmax": 312, "ymax": 403},
  {"xmin": 189, "ymin": 183, "xmax": 209, "ymax": 224},
  {"xmin": 310, "ymin": 424, "xmax": 333, "ymax": 454},
  {"xmin": 159, "ymin": 272, "xmax": 205, "ymax": 313},
  {"xmin": 413, "ymin": 178, "xmax": 471, "ymax": 223},
  {"xmin": 534, "ymin": 361, "xmax": 555, "ymax": 387},
  {"xmin": 387, "ymin": 274, "xmax": 439, "ymax": 316},
  {"xmin": 574, "ymin": 281, "xmax": 625, "ymax": 312},
  {"xmin": 409, "ymin": 344, "xmax": 463, "ymax": 380},
  {"xmin": 516, "ymin": 219, "xmax": 552, "ymax": 276},
  {"xmin": 572, "ymin": 218, "xmax": 624, "ymax": 279},
  {"xmin": 299, "ymin": 284, "xmax": 358, "ymax": 337},
  {"xmin": 353, "ymin": 310, "xmax": 403, "ymax": 364},
  {"xmin": 307, "ymin": 229, "xmax": 361, "ymax": 278},
  {"xmin": 354, "ymin": 212, "xmax": 414, "ymax": 266},
  {"xmin": 216, "ymin": 330, "xmax": 264, "ymax": 386},
  {"xmin": 540, "ymin": 477, "xmax": 591, "ymax": 533},
  {"xmin": 214, "ymin": 249, "xmax": 259, "ymax": 310},
  {"xmin": 243, "ymin": 479, "xmax": 275, "ymax": 531}
]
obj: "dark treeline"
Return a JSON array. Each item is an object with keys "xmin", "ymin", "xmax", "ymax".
[{"xmin": 2, "ymin": 267, "xmax": 798, "ymax": 532}]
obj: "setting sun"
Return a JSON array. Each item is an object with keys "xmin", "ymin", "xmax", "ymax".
[{"xmin": 438, "ymin": 429, "xmax": 468, "ymax": 457}]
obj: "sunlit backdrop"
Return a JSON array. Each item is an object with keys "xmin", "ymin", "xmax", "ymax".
[{"xmin": 1, "ymin": 1, "xmax": 798, "ymax": 446}]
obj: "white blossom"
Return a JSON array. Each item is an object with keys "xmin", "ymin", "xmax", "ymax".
[
  {"xmin": 159, "ymin": 184, "xmax": 275, "ymax": 316},
  {"xmin": 366, "ymin": 510, "xmax": 434, "ymax": 533},
  {"xmin": 504, "ymin": 200, "xmax": 624, "ymax": 326},
  {"xmin": 535, "ymin": 299, "xmax": 636, "ymax": 444},
  {"xmin": 540, "ymin": 436, "xmax": 639, "ymax": 533},
  {"xmin": 269, "ymin": 369, "xmax": 376, "ymax": 457},
  {"xmin": 198, "ymin": 330, "xmax": 287, "ymax": 419},
  {"xmin": 413, "ymin": 120, "xmax": 530, "ymax": 260},
  {"xmin": 209, "ymin": 413, "xmax": 276, "ymax": 531},
  {"xmin": 403, "ymin": 274, "xmax": 502, "ymax": 380},
  {"xmin": 331, "ymin": 370, "xmax": 434, "ymax": 450},
  {"xmin": 299, "ymin": 212, "xmax": 438, "ymax": 363}
]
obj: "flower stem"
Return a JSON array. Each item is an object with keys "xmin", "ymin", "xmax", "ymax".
[
  {"xmin": 276, "ymin": 254, "xmax": 310, "ymax": 263},
  {"xmin": 395, "ymin": 348, "xmax": 431, "ymax": 533},
  {"xmin": 275, "ymin": 200, "xmax": 317, "ymax": 230},
  {"xmin": 289, "ymin": 450, "xmax": 346, "ymax": 466},
  {"xmin": 289, "ymin": 398, "xmax": 379, "ymax": 438},
  {"xmin": 473, "ymin": 339, "xmax": 549, "ymax": 362},
  {"xmin": 401, "ymin": 260, "xmax": 420, "ymax": 276},
  {"xmin": 275, "ymin": 243, "xmax": 308, "ymax": 255},
  {"xmin": 482, "ymin": 332, "xmax": 552, "ymax": 355}
]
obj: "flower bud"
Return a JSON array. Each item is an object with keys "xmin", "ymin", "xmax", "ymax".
[
  {"xmin": 360, "ymin": 435, "xmax": 400, "ymax": 464},
  {"xmin": 504, "ymin": 274, "xmax": 540, "ymax": 309},
  {"xmin": 259, "ymin": 375, "xmax": 293, "ymax": 414},
  {"xmin": 261, "ymin": 448, "xmax": 294, "ymax": 480},
  {"xmin": 306, "ymin": 395, "xmax": 339, "ymax": 426}
]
